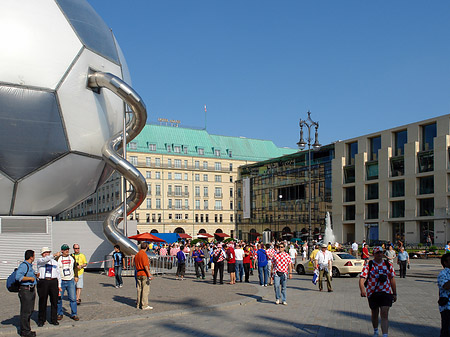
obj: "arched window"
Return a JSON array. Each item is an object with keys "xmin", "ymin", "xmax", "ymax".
[
  {"xmin": 174, "ymin": 227, "xmax": 185, "ymax": 234},
  {"xmin": 282, "ymin": 226, "xmax": 291, "ymax": 233},
  {"xmin": 264, "ymin": 228, "xmax": 271, "ymax": 232},
  {"xmin": 215, "ymin": 228, "xmax": 223, "ymax": 233},
  {"xmin": 150, "ymin": 229, "xmax": 159, "ymax": 233},
  {"xmin": 198, "ymin": 229, "xmax": 206, "ymax": 233},
  {"xmin": 250, "ymin": 228, "xmax": 257, "ymax": 234}
]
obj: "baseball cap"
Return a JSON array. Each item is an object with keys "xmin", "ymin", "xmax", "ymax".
[
  {"xmin": 61, "ymin": 244, "xmax": 70, "ymax": 250},
  {"xmin": 41, "ymin": 247, "xmax": 51, "ymax": 254},
  {"xmin": 373, "ymin": 246, "xmax": 383, "ymax": 254},
  {"xmin": 321, "ymin": 243, "xmax": 327, "ymax": 248}
]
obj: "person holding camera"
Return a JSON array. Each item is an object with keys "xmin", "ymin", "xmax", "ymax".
[
  {"xmin": 359, "ymin": 246, "xmax": 397, "ymax": 337},
  {"xmin": 438, "ymin": 253, "xmax": 450, "ymax": 337},
  {"xmin": 134, "ymin": 242, "xmax": 154, "ymax": 310}
]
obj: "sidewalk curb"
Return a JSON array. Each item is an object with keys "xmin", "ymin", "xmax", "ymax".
[{"xmin": 0, "ymin": 284, "xmax": 268, "ymax": 336}]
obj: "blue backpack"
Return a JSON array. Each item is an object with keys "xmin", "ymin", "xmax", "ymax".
[{"xmin": 6, "ymin": 263, "xmax": 29, "ymax": 292}]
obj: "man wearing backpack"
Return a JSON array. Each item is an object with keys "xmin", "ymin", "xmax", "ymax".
[
  {"xmin": 359, "ymin": 246, "xmax": 397, "ymax": 337},
  {"xmin": 15, "ymin": 249, "xmax": 37, "ymax": 337},
  {"xmin": 256, "ymin": 243, "xmax": 269, "ymax": 287}
]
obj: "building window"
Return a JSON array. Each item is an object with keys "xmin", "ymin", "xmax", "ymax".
[
  {"xmin": 184, "ymin": 173, "xmax": 188, "ymax": 180},
  {"xmin": 198, "ymin": 148, "xmax": 204, "ymax": 155},
  {"xmin": 185, "ymin": 199, "xmax": 189, "ymax": 209},
  {"xmin": 215, "ymin": 149, "xmax": 221, "ymax": 157},
  {"xmin": 183, "ymin": 146, "xmax": 188, "ymax": 154},
  {"xmin": 345, "ymin": 205, "xmax": 355, "ymax": 221},
  {"xmin": 229, "ymin": 163, "xmax": 233, "ymax": 171},
  {"xmin": 146, "ymin": 171, "xmax": 151, "ymax": 179},
  {"xmin": 168, "ymin": 199, "xmax": 172, "ymax": 209},
  {"xmin": 203, "ymin": 174, "xmax": 208, "ymax": 181},
  {"xmin": 394, "ymin": 130, "xmax": 407, "ymax": 157},
  {"xmin": 175, "ymin": 159, "xmax": 181, "ymax": 168},
  {"xmin": 347, "ymin": 142, "xmax": 358, "ymax": 166},
  {"xmin": 155, "ymin": 171, "xmax": 161, "ymax": 179},
  {"xmin": 230, "ymin": 201, "xmax": 233, "ymax": 210},
  {"xmin": 175, "ymin": 185, "xmax": 182, "ymax": 196},
  {"xmin": 195, "ymin": 174, "xmax": 200, "ymax": 181},
  {"xmin": 205, "ymin": 214, "xmax": 209, "ymax": 222},
  {"xmin": 344, "ymin": 166, "xmax": 355, "ymax": 184},
  {"xmin": 156, "ymin": 199, "xmax": 161, "ymax": 209},
  {"xmin": 390, "ymin": 157, "xmax": 404, "ymax": 177},
  {"xmin": 204, "ymin": 200, "xmax": 208, "ymax": 210},
  {"xmin": 156, "ymin": 185, "xmax": 161, "ymax": 196},
  {"xmin": 195, "ymin": 214, "xmax": 199, "ymax": 223},
  {"xmin": 215, "ymin": 187, "xmax": 222, "ymax": 198},
  {"xmin": 391, "ymin": 180, "xmax": 405, "ymax": 197},
  {"xmin": 215, "ymin": 162, "xmax": 222, "ymax": 171},
  {"xmin": 175, "ymin": 199, "xmax": 182, "ymax": 210},
  {"xmin": 420, "ymin": 221, "xmax": 434, "ymax": 244},
  {"xmin": 155, "ymin": 158, "xmax": 161, "ymax": 167},
  {"xmin": 152, "ymin": 214, "xmax": 156, "ymax": 222},
  {"xmin": 230, "ymin": 214, "xmax": 233, "ymax": 222},
  {"xmin": 220, "ymin": 214, "xmax": 223, "ymax": 222},
  {"xmin": 200, "ymin": 214, "xmax": 204, "ymax": 223},
  {"xmin": 343, "ymin": 186, "xmax": 355, "ymax": 202},
  {"xmin": 129, "ymin": 142, "xmax": 137, "ymax": 150},
  {"xmin": 418, "ymin": 176, "xmax": 434, "ymax": 195},
  {"xmin": 215, "ymin": 175, "xmax": 222, "ymax": 182},
  {"xmin": 185, "ymin": 214, "xmax": 189, "ymax": 220},
  {"xmin": 215, "ymin": 200, "xmax": 222, "ymax": 210},
  {"xmin": 230, "ymin": 188, "xmax": 233, "ymax": 197},
  {"xmin": 366, "ymin": 162, "xmax": 378, "ymax": 180},
  {"xmin": 195, "ymin": 186, "xmax": 200, "ymax": 197},
  {"xmin": 422, "ymin": 123, "xmax": 436, "ymax": 151},
  {"xmin": 204, "ymin": 187, "xmax": 209, "ymax": 197},
  {"xmin": 369, "ymin": 136, "xmax": 381, "ymax": 161},
  {"xmin": 366, "ymin": 203, "xmax": 379, "ymax": 219},
  {"xmin": 146, "ymin": 157, "xmax": 151, "ymax": 167},
  {"xmin": 175, "ymin": 213, "xmax": 182, "ymax": 220},
  {"xmin": 228, "ymin": 150, "xmax": 232, "ymax": 158},
  {"xmin": 418, "ymin": 151, "xmax": 434, "ymax": 173},
  {"xmin": 167, "ymin": 172, "xmax": 172, "ymax": 180},
  {"xmin": 195, "ymin": 161, "xmax": 200, "ymax": 169},
  {"xmin": 167, "ymin": 159, "xmax": 172, "ymax": 168},
  {"xmin": 203, "ymin": 161, "xmax": 208, "ymax": 170},
  {"xmin": 146, "ymin": 198, "xmax": 151, "ymax": 209},
  {"xmin": 195, "ymin": 200, "xmax": 200, "ymax": 210},
  {"xmin": 168, "ymin": 213, "xmax": 172, "ymax": 219},
  {"xmin": 167, "ymin": 144, "xmax": 172, "ymax": 152},
  {"xmin": 149, "ymin": 143, "xmax": 156, "ymax": 151},
  {"xmin": 419, "ymin": 198, "xmax": 434, "ymax": 216},
  {"xmin": 184, "ymin": 160, "xmax": 188, "ymax": 168},
  {"xmin": 230, "ymin": 176, "xmax": 233, "ymax": 183},
  {"xmin": 174, "ymin": 146, "xmax": 181, "ymax": 153},
  {"xmin": 158, "ymin": 213, "xmax": 161, "ymax": 222},
  {"xmin": 366, "ymin": 183, "xmax": 379, "ymax": 200},
  {"xmin": 175, "ymin": 173, "xmax": 182, "ymax": 180},
  {"xmin": 167, "ymin": 185, "xmax": 172, "ymax": 195},
  {"xmin": 391, "ymin": 201, "xmax": 405, "ymax": 218},
  {"xmin": 215, "ymin": 214, "xmax": 218, "ymax": 223},
  {"xmin": 130, "ymin": 156, "xmax": 138, "ymax": 166}
]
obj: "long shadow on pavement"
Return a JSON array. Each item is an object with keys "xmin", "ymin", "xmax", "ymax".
[{"xmin": 333, "ymin": 309, "xmax": 440, "ymax": 337}]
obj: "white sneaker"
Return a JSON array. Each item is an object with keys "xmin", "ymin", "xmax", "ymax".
[
  {"xmin": 142, "ymin": 306, "xmax": 153, "ymax": 310},
  {"xmin": 115, "ymin": 285, "xmax": 119, "ymax": 289},
  {"xmin": 119, "ymin": 284, "xmax": 123, "ymax": 288},
  {"xmin": 275, "ymin": 299, "xmax": 280, "ymax": 305},
  {"xmin": 282, "ymin": 301, "xmax": 287, "ymax": 305}
]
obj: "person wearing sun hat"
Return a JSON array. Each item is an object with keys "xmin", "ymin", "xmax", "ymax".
[
  {"xmin": 359, "ymin": 246, "xmax": 397, "ymax": 337},
  {"xmin": 36, "ymin": 247, "xmax": 61, "ymax": 327}
]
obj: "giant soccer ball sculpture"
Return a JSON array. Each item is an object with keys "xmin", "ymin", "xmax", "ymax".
[{"xmin": 0, "ymin": 0, "xmax": 147, "ymax": 255}]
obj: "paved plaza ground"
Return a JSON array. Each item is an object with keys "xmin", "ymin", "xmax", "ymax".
[{"xmin": 0, "ymin": 259, "xmax": 442, "ymax": 336}]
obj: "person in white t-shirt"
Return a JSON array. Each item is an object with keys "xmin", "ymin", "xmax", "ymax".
[
  {"xmin": 289, "ymin": 245, "xmax": 297, "ymax": 268},
  {"xmin": 315, "ymin": 244, "xmax": 333, "ymax": 292},
  {"xmin": 234, "ymin": 244, "xmax": 245, "ymax": 282},
  {"xmin": 352, "ymin": 241, "xmax": 359, "ymax": 257}
]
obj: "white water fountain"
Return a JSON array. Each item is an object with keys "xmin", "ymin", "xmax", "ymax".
[{"xmin": 323, "ymin": 212, "xmax": 336, "ymax": 244}]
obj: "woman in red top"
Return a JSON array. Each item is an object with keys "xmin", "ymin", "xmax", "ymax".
[
  {"xmin": 243, "ymin": 245, "xmax": 252, "ymax": 282},
  {"xmin": 361, "ymin": 244, "xmax": 370, "ymax": 261}
]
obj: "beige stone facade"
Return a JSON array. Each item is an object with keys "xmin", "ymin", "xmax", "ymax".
[{"xmin": 332, "ymin": 114, "xmax": 450, "ymax": 245}]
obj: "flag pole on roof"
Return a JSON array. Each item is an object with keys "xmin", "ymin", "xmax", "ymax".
[{"xmin": 204, "ymin": 104, "xmax": 207, "ymax": 130}]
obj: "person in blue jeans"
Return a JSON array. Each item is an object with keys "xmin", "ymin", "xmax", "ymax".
[
  {"xmin": 56, "ymin": 244, "xmax": 79, "ymax": 321},
  {"xmin": 112, "ymin": 245, "xmax": 125, "ymax": 288},
  {"xmin": 234, "ymin": 244, "xmax": 245, "ymax": 282},
  {"xmin": 256, "ymin": 243, "xmax": 269, "ymax": 286}
]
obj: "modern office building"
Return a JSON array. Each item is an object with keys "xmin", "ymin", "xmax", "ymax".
[
  {"xmin": 333, "ymin": 114, "xmax": 450, "ymax": 245},
  {"xmin": 236, "ymin": 114, "xmax": 450, "ymax": 246},
  {"xmin": 235, "ymin": 145, "xmax": 334, "ymax": 242}
]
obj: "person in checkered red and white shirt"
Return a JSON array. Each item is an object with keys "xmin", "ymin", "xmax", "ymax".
[
  {"xmin": 272, "ymin": 244, "xmax": 292, "ymax": 305},
  {"xmin": 359, "ymin": 246, "xmax": 397, "ymax": 337}
]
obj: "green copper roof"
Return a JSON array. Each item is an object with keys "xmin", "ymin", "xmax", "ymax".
[{"xmin": 127, "ymin": 124, "xmax": 296, "ymax": 161}]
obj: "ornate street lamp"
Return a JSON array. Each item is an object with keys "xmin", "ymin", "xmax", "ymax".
[{"xmin": 297, "ymin": 111, "xmax": 320, "ymax": 257}]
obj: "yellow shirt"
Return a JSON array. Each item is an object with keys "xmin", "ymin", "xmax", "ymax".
[
  {"xmin": 73, "ymin": 253, "xmax": 87, "ymax": 275},
  {"xmin": 327, "ymin": 244, "xmax": 332, "ymax": 251},
  {"xmin": 310, "ymin": 249, "xmax": 319, "ymax": 261}
]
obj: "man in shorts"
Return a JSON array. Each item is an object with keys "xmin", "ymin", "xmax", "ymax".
[
  {"xmin": 359, "ymin": 246, "xmax": 397, "ymax": 337},
  {"xmin": 71, "ymin": 244, "xmax": 87, "ymax": 305}
]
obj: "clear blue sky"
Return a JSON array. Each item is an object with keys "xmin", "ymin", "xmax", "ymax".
[{"xmin": 89, "ymin": 0, "xmax": 450, "ymax": 148}]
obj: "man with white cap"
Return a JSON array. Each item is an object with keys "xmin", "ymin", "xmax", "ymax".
[
  {"xmin": 315, "ymin": 244, "xmax": 333, "ymax": 292},
  {"xmin": 36, "ymin": 247, "xmax": 61, "ymax": 327}
]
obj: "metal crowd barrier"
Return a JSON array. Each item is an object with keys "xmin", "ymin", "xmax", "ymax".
[{"xmin": 104, "ymin": 254, "xmax": 203, "ymax": 276}]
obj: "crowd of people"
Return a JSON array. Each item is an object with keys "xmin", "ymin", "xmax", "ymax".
[{"xmin": 13, "ymin": 238, "xmax": 449, "ymax": 337}]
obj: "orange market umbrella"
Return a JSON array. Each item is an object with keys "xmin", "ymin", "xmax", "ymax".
[{"xmin": 128, "ymin": 233, "xmax": 166, "ymax": 242}]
